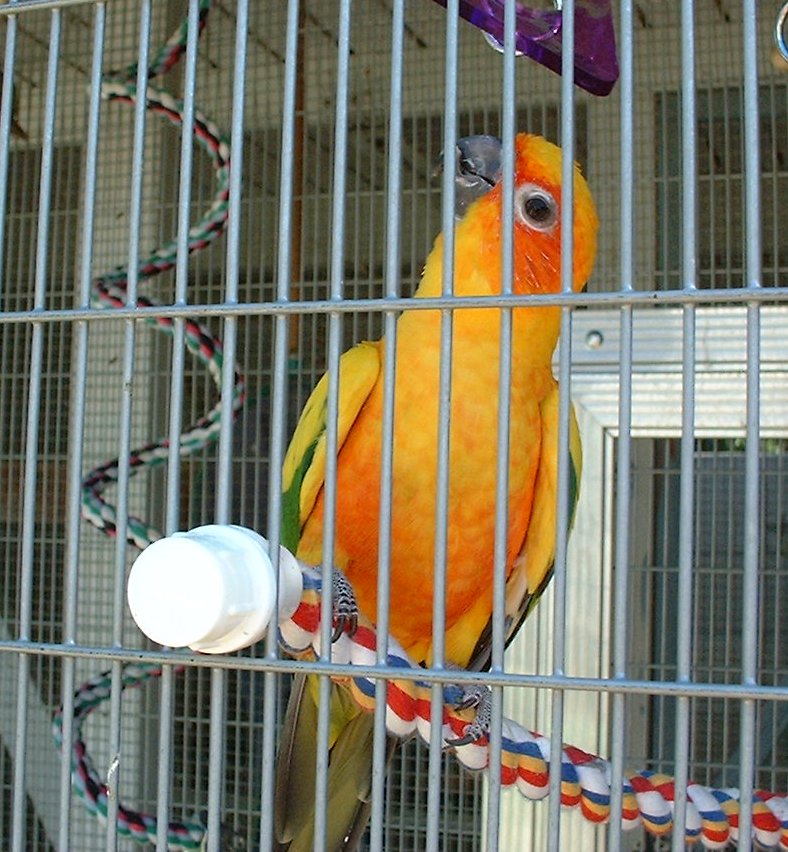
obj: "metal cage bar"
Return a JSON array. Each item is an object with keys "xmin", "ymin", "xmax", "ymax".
[
  {"xmin": 672, "ymin": 4, "xmax": 700, "ymax": 851},
  {"xmin": 369, "ymin": 1, "xmax": 405, "ymax": 849},
  {"xmin": 607, "ymin": 0, "xmax": 635, "ymax": 849},
  {"xmin": 738, "ymin": 1, "xmax": 763, "ymax": 848},
  {"xmin": 425, "ymin": 4, "xmax": 460, "ymax": 850}
]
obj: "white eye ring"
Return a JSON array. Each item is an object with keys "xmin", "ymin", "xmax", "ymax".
[{"xmin": 515, "ymin": 184, "xmax": 558, "ymax": 232}]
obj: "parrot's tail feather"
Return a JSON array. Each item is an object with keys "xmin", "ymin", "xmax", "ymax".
[
  {"xmin": 341, "ymin": 734, "xmax": 398, "ymax": 851},
  {"xmin": 275, "ymin": 674, "xmax": 390, "ymax": 851},
  {"xmin": 274, "ymin": 672, "xmax": 311, "ymax": 846}
]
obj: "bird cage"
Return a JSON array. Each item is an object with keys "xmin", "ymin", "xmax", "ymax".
[{"xmin": 0, "ymin": 1, "xmax": 786, "ymax": 850}]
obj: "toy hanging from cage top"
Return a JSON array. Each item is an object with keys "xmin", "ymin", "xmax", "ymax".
[{"xmin": 431, "ymin": 0, "xmax": 619, "ymax": 96}]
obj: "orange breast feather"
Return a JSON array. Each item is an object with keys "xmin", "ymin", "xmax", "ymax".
[{"xmin": 297, "ymin": 310, "xmax": 551, "ymax": 667}]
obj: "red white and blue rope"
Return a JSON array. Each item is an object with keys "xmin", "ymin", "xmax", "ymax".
[
  {"xmin": 282, "ymin": 568, "xmax": 788, "ymax": 851},
  {"xmin": 54, "ymin": 563, "xmax": 788, "ymax": 850}
]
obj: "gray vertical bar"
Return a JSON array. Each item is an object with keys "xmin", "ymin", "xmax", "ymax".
[
  {"xmin": 68, "ymin": 6, "xmax": 111, "ymax": 852},
  {"xmin": 157, "ymin": 3, "xmax": 202, "ymax": 849},
  {"xmin": 204, "ymin": 1, "xmax": 250, "ymax": 849},
  {"xmin": 607, "ymin": 1, "xmax": 635, "ymax": 850},
  {"xmin": 260, "ymin": 0, "xmax": 301, "ymax": 847},
  {"xmin": 20, "ymin": 9, "xmax": 66, "ymax": 850},
  {"xmin": 204, "ymin": 668, "xmax": 226, "ymax": 852},
  {"xmin": 215, "ymin": 0, "xmax": 248, "ymax": 517},
  {"xmin": 106, "ymin": 5, "xmax": 150, "ymax": 849},
  {"xmin": 486, "ymin": 0, "xmax": 517, "ymax": 848},
  {"xmin": 369, "ymin": 1, "xmax": 404, "ymax": 847},
  {"xmin": 548, "ymin": 0, "xmax": 575, "ymax": 848},
  {"xmin": 20, "ymin": 8, "xmax": 63, "ymax": 848},
  {"xmin": 0, "ymin": 11, "xmax": 18, "ymax": 302},
  {"xmin": 3, "ymin": 9, "xmax": 25, "ymax": 849},
  {"xmin": 313, "ymin": 2, "xmax": 353, "ymax": 850},
  {"xmin": 166, "ymin": 0, "xmax": 201, "ymax": 505},
  {"xmin": 737, "ymin": 2, "xmax": 761, "ymax": 849},
  {"xmin": 427, "ymin": 1, "xmax": 459, "ymax": 848},
  {"xmin": 672, "ymin": 2, "xmax": 697, "ymax": 850}
]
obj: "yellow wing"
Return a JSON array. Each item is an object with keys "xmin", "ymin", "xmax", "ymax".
[
  {"xmin": 276, "ymin": 341, "xmax": 382, "ymax": 850},
  {"xmin": 468, "ymin": 384, "xmax": 582, "ymax": 670},
  {"xmin": 281, "ymin": 341, "xmax": 381, "ymax": 553}
]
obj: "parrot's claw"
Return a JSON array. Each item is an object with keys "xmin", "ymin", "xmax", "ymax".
[
  {"xmin": 446, "ymin": 683, "xmax": 492, "ymax": 747},
  {"xmin": 331, "ymin": 568, "xmax": 359, "ymax": 641}
]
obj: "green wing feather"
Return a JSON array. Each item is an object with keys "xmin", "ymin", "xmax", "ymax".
[{"xmin": 281, "ymin": 341, "xmax": 381, "ymax": 554}]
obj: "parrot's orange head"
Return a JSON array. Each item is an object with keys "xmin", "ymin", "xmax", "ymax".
[
  {"xmin": 511, "ymin": 133, "xmax": 597, "ymax": 294},
  {"xmin": 454, "ymin": 133, "xmax": 598, "ymax": 298}
]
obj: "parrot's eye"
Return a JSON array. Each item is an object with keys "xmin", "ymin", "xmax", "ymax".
[{"xmin": 515, "ymin": 184, "xmax": 558, "ymax": 232}]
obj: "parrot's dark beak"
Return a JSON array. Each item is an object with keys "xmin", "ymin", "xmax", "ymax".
[{"xmin": 435, "ymin": 134, "xmax": 503, "ymax": 220}]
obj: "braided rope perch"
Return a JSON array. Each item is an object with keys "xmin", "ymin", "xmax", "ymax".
[{"xmin": 53, "ymin": 562, "xmax": 788, "ymax": 850}]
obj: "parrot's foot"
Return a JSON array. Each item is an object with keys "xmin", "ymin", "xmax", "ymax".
[
  {"xmin": 446, "ymin": 683, "xmax": 492, "ymax": 746},
  {"xmin": 331, "ymin": 568, "xmax": 359, "ymax": 641}
]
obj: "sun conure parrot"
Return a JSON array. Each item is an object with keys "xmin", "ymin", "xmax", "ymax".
[{"xmin": 274, "ymin": 132, "xmax": 598, "ymax": 851}]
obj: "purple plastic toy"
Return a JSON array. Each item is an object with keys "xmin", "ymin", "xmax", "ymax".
[{"xmin": 432, "ymin": 0, "xmax": 619, "ymax": 96}]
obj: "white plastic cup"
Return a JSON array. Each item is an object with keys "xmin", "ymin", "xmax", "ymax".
[{"xmin": 127, "ymin": 524, "xmax": 303, "ymax": 653}]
